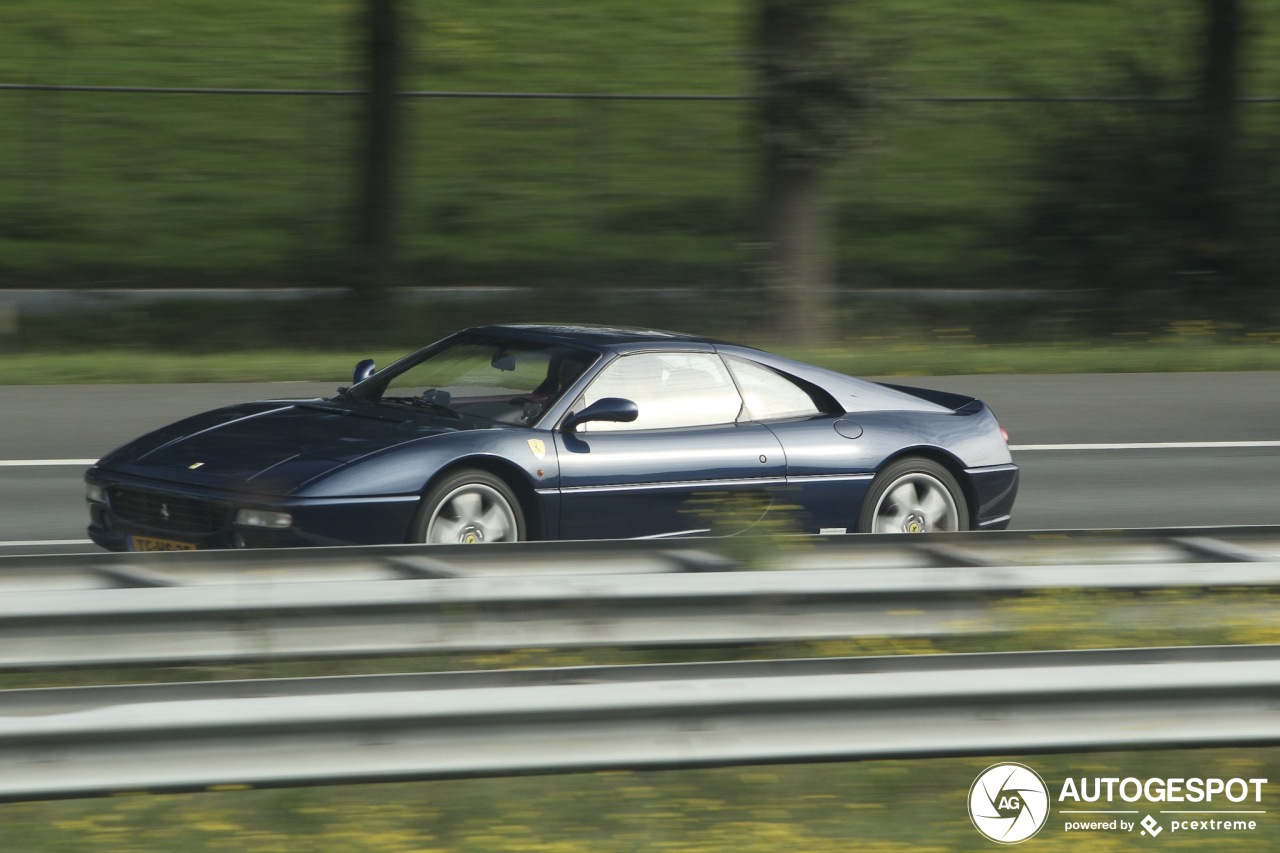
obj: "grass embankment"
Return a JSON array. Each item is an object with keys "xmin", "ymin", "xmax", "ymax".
[
  {"xmin": 2, "ymin": 0, "xmax": 1279, "ymax": 291},
  {"xmin": 4, "ymin": 749, "xmax": 1278, "ymax": 852},
  {"xmin": 4, "ymin": 290, "xmax": 1279, "ymax": 383},
  {"xmin": 2, "ymin": 339, "xmax": 1277, "ymax": 385}
]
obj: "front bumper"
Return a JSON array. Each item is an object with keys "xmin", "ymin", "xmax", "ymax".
[{"xmin": 86, "ymin": 471, "xmax": 420, "ymax": 551}]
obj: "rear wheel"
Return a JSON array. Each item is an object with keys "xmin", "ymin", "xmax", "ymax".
[
  {"xmin": 856, "ymin": 457, "xmax": 968, "ymax": 534},
  {"xmin": 412, "ymin": 469, "xmax": 525, "ymax": 544}
]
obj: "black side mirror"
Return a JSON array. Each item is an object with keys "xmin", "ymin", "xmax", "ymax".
[
  {"xmin": 353, "ymin": 359, "xmax": 376, "ymax": 384},
  {"xmin": 561, "ymin": 397, "xmax": 639, "ymax": 432}
]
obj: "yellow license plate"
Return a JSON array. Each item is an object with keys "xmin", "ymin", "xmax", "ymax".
[{"xmin": 131, "ymin": 536, "xmax": 197, "ymax": 552}]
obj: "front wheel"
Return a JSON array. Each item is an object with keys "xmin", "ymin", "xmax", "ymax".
[
  {"xmin": 856, "ymin": 457, "xmax": 969, "ymax": 534},
  {"xmin": 412, "ymin": 469, "xmax": 525, "ymax": 544}
]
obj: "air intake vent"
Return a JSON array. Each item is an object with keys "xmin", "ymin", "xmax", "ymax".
[{"xmin": 108, "ymin": 488, "xmax": 229, "ymax": 534}]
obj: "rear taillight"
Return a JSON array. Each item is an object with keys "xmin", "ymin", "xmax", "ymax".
[{"xmin": 1000, "ymin": 427, "xmax": 1010, "ymax": 444}]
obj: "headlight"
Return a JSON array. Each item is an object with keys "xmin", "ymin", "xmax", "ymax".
[
  {"xmin": 235, "ymin": 508, "xmax": 293, "ymax": 529},
  {"xmin": 85, "ymin": 482, "xmax": 105, "ymax": 503}
]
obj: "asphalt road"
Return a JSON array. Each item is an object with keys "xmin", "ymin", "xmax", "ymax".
[{"xmin": 2, "ymin": 373, "xmax": 1277, "ymax": 555}]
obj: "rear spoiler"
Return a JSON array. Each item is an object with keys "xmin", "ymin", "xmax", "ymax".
[{"xmin": 877, "ymin": 382, "xmax": 980, "ymax": 413}]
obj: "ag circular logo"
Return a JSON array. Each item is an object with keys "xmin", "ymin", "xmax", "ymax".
[{"xmin": 969, "ymin": 763, "xmax": 1051, "ymax": 844}]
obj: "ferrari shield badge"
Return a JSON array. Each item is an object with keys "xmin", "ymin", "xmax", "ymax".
[{"xmin": 527, "ymin": 439, "xmax": 546, "ymax": 460}]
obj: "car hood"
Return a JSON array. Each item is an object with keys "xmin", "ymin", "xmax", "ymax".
[{"xmin": 98, "ymin": 400, "xmax": 458, "ymax": 491}]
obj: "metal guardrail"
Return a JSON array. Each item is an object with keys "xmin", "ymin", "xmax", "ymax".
[
  {"xmin": 2, "ymin": 644, "xmax": 1278, "ymax": 802},
  {"xmin": 0, "ymin": 538, "xmax": 725, "ymax": 592},
  {"xmin": 3, "ymin": 526, "xmax": 1278, "ymax": 590},
  {"xmin": 2, "ymin": 528, "xmax": 1280, "ymax": 670}
]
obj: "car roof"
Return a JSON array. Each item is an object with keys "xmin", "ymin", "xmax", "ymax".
[{"xmin": 471, "ymin": 323, "xmax": 724, "ymax": 352}]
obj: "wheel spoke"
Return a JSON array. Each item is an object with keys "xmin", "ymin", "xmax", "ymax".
[
  {"xmin": 477, "ymin": 503, "xmax": 512, "ymax": 540},
  {"xmin": 918, "ymin": 487, "xmax": 950, "ymax": 523},
  {"xmin": 885, "ymin": 482, "xmax": 918, "ymax": 513},
  {"xmin": 448, "ymin": 491, "xmax": 483, "ymax": 523},
  {"xmin": 428, "ymin": 516, "xmax": 464, "ymax": 544},
  {"xmin": 875, "ymin": 505, "xmax": 908, "ymax": 533}
]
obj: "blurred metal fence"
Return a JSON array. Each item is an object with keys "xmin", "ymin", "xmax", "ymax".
[
  {"xmin": 4, "ymin": 78, "xmax": 1278, "ymax": 302},
  {"xmin": 2, "ymin": 644, "xmax": 1278, "ymax": 802},
  {"xmin": 2, "ymin": 527, "xmax": 1278, "ymax": 670},
  {"xmin": 10, "ymin": 82, "xmax": 1279, "ymax": 101}
]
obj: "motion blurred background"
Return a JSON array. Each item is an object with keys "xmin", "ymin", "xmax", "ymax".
[
  {"xmin": 2, "ymin": 5, "xmax": 1280, "ymax": 851},
  {"xmin": 1, "ymin": 0, "xmax": 1277, "ymax": 356}
]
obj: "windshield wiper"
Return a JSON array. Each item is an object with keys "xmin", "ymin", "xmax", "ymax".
[
  {"xmin": 381, "ymin": 396, "xmax": 463, "ymax": 419},
  {"xmin": 297, "ymin": 399, "xmax": 402, "ymax": 422}
]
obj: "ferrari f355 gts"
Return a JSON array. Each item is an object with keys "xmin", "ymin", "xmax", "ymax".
[{"xmin": 85, "ymin": 324, "xmax": 1018, "ymax": 551}]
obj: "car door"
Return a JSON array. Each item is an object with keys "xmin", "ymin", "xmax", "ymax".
[{"xmin": 555, "ymin": 351, "xmax": 786, "ymax": 540}]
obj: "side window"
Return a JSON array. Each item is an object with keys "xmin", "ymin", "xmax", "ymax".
[
  {"xmin": 578, "ymin": 352, "xmax": 743, "ymax": 431},
  {"xmin": 726, "ymin": 356, "xmax": 822, "ymax": 421}
]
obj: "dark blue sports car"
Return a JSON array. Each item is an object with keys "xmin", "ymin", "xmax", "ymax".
[{"xmin": 85, "ymin": 324, "xmax": 1018, "ymax": 551}]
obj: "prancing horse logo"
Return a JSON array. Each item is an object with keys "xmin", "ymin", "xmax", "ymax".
[{"xmin": 160, "ymin": 502, "xmax": 171, "ymax": 522}]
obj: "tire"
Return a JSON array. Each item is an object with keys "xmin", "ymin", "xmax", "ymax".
[
  {"xmin": 411, "ymin": 469, "xmax": 525, "ymax": 544},
  {"xmin": 856, "ymin": 457, "xmax": 969, "ymax": 534}
]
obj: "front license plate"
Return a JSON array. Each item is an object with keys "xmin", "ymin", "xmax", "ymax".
[{"xmin": 131, "ymin": 535, "xmax": 197, "ymax": 552}]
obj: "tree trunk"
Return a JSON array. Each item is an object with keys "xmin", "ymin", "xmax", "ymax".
[
  {"xmin": 1190, "ymin": 0, "xmax": 1242, "ymax": 271},
  {"xmin": 355, "ymin": 0, "xmax": 399, "ymax": 295},
  {"xmin": 751, "ymin": 0, "xmax": 844, "ymax": 346},
  {"xmin": 757, "ymin": 157, "xmax": 836, "ymax": 344}
]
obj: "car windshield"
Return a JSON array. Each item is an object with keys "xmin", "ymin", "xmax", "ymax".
[{"xmin": 345, "ymin": 334, "xmax": 598, "ymax": 426}]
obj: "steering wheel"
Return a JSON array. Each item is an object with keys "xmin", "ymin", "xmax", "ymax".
[{"xmin": 508, "ymin": 396, "xmax": 546, "ymax": 425}]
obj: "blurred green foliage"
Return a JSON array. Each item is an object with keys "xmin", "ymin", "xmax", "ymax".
[
  {"xmin": 1, "ymin": 0, "xmax": 1278, "ymax": 331},
  {"xmin": 2, "ymin": 751, "xmax": 1277, "ymax": 851},
  {"xmin": 2, "ymin": 303, "xmax": 1278, "ymax": 383},
  {"xmin": 681, "ymin": 491, "xmax": 814, "ymax": 568}
]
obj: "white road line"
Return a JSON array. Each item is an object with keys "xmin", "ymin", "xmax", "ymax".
[
  {"xmin": 1011, "ymin": 441, "xmax": 1280, "ymax": 452},
  {"xmin": 0, "ymin": 539, "xmax": 93, "ymax": 547},
  {"xmin": 0, "ymin": 459, "xmax": 98, "ymax": 467}
]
